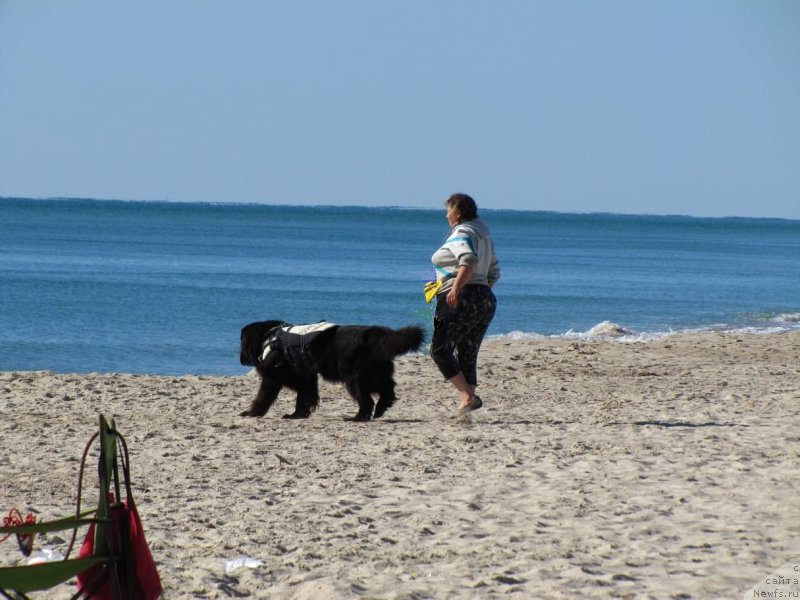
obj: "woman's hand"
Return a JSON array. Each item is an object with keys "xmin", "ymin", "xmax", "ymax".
[
  {"xmin": 446, "ymin": 287, "xmax": 460, "ymax": 307},
  {"xmin": 446, "ymin": 265, "xmax": 473, "ymax": 307}
]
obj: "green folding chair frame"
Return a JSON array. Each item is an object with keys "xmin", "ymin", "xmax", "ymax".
[{"xmin": 0, "ymin": 415, "xmax": 132, "ymax": 599}]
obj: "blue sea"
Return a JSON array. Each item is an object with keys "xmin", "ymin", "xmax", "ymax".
[{"xmin": 2, "ymin": 197, "xmax": 799, "ymax": 375}]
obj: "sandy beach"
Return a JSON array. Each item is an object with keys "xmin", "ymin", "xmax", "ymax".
[{"xmin": 1, "ymin": 331, "xmax": 799, "ymax": 599}]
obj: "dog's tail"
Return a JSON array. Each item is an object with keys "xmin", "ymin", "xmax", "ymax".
[{"xmin": 369, "ymin": 325, "xmax": 425, "ymax": 359}]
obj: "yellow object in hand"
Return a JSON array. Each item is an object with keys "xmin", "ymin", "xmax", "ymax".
[{"xmin": 424, "ymin": 280, "xmax": 443, "ymax": 303}]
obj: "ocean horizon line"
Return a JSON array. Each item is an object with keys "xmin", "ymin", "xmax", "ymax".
[{"xmin": 2, "ymin": 195, "xmax": 799, "ymax": 223}]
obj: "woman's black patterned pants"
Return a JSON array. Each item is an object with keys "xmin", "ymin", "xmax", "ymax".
[{"xmin": 430, "ymin": 284, "xmax": 497, "ymax": 385}]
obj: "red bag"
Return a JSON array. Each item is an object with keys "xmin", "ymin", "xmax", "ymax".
[{"xmin": 76, "ymin": 495, "xmax": 162, "ymax": 600}]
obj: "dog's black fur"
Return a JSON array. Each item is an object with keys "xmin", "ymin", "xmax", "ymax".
[{"xmin": 240, "ymin": 320, "xmax": 425, "ymax": 421}]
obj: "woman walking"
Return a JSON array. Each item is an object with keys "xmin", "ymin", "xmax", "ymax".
[{"xmin": 430, "ymin": 193, "xmax": 500, "ymax": 416}]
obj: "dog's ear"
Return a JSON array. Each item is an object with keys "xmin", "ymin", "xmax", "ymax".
[
  {"xmin": 240, "ymin": 323, "xmax": 265, "ymax": 366},
  {"xmin": 240, "ymin": 328, "xmax": 257, "ymax": 366}
]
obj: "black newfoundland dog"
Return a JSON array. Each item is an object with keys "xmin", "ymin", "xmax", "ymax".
[{"xmin": 240, "ymin": 320, "xmax": 425, "ymax": 421}]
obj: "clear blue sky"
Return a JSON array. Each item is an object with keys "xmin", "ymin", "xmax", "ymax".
[{"xmin": 1, "ymin": 1, "xmax": 798, "ymax": 218}]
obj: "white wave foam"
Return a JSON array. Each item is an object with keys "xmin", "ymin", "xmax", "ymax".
[
  {"xmin": 497, "ymin": 330, "xmax": 547, "ymax": 341},
  {"xmin": 566, "ymin": 321, "xmax": 674, "ymax": 343},
  {"xmin": 491, "ymin": 322, "xmax": 674, "ymax": 344},
  {"xmin": 489, "ymin": 315, "xmax": 800, "ymax": 344},
  {"xmin": 727, "ymin": 326, "xmax": 791, "ymax": 335},
  {"xmin": 771, "ymin": 312, "xmax": 800, "ymax": 323},
  {"xmin": 586, "ymin": 321, "xmax": 633, "ymax": 338}
]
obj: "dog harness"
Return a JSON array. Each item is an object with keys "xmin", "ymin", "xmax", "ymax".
[{"xmin": 260, "ymin": 322, "xmax": 338, "ymax": 377}]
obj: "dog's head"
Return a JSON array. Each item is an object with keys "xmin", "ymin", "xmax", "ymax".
[{"xmin": 240, "ymin": 320, "xmax": 287, "ymax": 366}]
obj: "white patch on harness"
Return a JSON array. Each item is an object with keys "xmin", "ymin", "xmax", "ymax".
[
  {"xmin": 260, "ymin": 344, "xmax": 275, "ymax": 363},
  {"xmin": 288, "ymin": 322, "xmax": 337, "ymax": 336},
  {"xmin": 259, "ymin": 322, "xmax": 337, "ymax": 362}
]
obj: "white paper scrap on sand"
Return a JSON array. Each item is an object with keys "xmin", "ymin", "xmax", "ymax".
[{"xmin": 224, "ymin": 556, "xmax": 264, "ymax": 574}]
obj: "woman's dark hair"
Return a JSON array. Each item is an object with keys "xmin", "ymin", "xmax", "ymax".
[{"xmin": 445, "ymin": 193, "xmax": 478, "ymax": 221}]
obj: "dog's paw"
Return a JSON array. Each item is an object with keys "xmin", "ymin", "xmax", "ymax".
[
  {"xmin": 373, "ymin": 401, "xmax": 394, "ymax": 419},
  {"xmin": 345, "ymin": 413, "xmax": 372, "ymax": 422},
  {"xmin": 282, "ymin": 411, "xmax": 311, "ymax": 419},
  {"xmin": 240, "ymin": 409, "xmax": 267, "ymax": 417}
]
